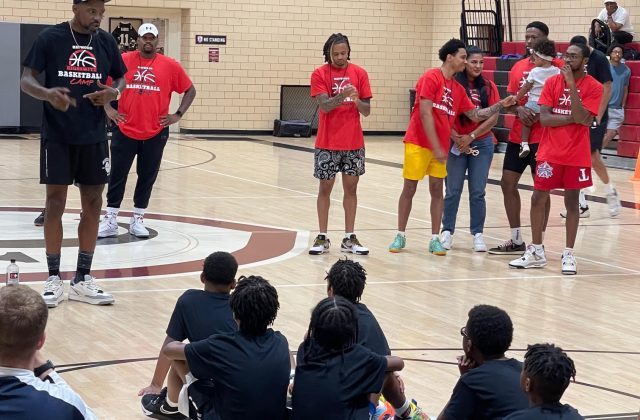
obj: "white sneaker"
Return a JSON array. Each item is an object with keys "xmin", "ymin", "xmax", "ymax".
[
  {"xmin": 519, "ymin": 142, "xmax": 530, "ymax": 158},
  {"xmin": 440, "ymin": 231, "xmax": 453, "ymax": 250},
  {"xmin": 560, "ymin": 205, "xmax": 590, "ymax": 219},
  {"xmin": 98, "ymin": 212, "xmax": 119, "ymax": 238},
  {"xmin": 309, "ymin": 235, "xmax": 330, "ymax": 255},
  {"xmin": 69, "ymin": 275, "xmax": 115, "ymax": 305},
  {"xmin": 42, "ymin": 275, "xmax": 65, "ymax": 308},
  {"xmin": 130, "ymin": 214, "xmax": 150, "ymax": 238},
  {"xmin": 509, "ymin": 245, "xmax": 547, "ymax": 269},
  {"xmin": 607, "ymin": 189, "xmax": 621, "ymax": 217},
  {"xmin": 341, "ymin": 234, "xmax": 369, "ymax": 255},
  {"xmin": 561, "ymin": 252, "xmax": 577, "ymax": 275},
  {"xmin": 473, "ymin": 233, "xmax": 487, "ymax": 252}
]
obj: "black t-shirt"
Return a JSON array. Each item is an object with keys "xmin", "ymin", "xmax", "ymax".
[
  {"xmin": 166, "ymin": 290, "xmax": 237, "ymax": 342},
  {"xmin": 442, "ymin": 358, "xmax": 529, "ymax": 420},
  {"xmin": 292, "ymin": 343, "xmax": 387, "ymax": 420},
  {"xmin": 503, "ymin": 403, "xmax": 584, "ymax": 420},
  {"xmin": 356, "ymin": 303, "xmax": 391, "ymax": 356},
  {"xmin": 587, "ymin": 49, "xmax": 613, "ymax": 85},
  {"xmin": 23, "ymin": 22, "xmax": 126, "ymax": 144},
  {"xmin": 111, "ymin": 22, "xmax": 138, "ymax": 51},
  {"xmin": 184, "ymin": 329, "xmax": 290, "ymax": 420}
]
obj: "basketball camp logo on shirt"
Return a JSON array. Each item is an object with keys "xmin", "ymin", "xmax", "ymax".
[
  {"xmin": 332, "ymin": 76, "xmax": 354, "ymax": 103},
  {"xmin": 433, "ymin": 87, "xmax": 455, "ymax": 116},
  {"xmin": 58, "ymin": 45, "xmax": 102, "ymax": 86},
  {"xmin": 553, "ymin": 88, "xmax": 579, "ymax": 115},
  {"xmin": 129, "ymin": 65, "xmax": 160, "ymax": 94}
]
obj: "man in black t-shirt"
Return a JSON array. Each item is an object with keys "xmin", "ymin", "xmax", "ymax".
[
  {"xmin": 564, "ymin": 36, "xmax": 621, "ymax": 218},
  {"xmin": 438, "ymin": 305, "xmax": 528, "ymax": 420},
  {"xmin": 504, "ymin": 343, "xmax": 584, "ymax": 420},
  {"xmin": 20, "ymin": 0, "xmax": 126, "ymax": 308},
  {"xmin": 163, "ymin": 275, "xmax": 290, "ymax": 420},
  {"xmin": 322, "ymin": 259, "xmax": 428, "ymax": 419},
  {"xmin": 139, "ymin": 252, "xmax": 239, "ymax": 419}
]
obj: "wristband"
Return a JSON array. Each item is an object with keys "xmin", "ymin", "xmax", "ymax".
[{"xmin": 175, "ymin": 110, "xmax": 183, "ymax": 117}]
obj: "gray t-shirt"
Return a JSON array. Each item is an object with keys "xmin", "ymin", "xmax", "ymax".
[{"xmin": 525, "ymin": 66, "xmax": 561, "ymax": 108}]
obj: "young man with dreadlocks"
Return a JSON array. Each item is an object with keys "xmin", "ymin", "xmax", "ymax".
[
  {"xmin": 292, "ymin": 296, "xmax": 405, "ymax": 420},
  {"xmin": 504, "ymin": 343, "xmax": 584, "ymax": 419},
  {"xmin": 163, "ymin": 275, "xmax": 290, "ymax": 419},
  {"xmin": 389, "ymin": 39, "xmax": 514, "ymax": 256},
  {"xmin": 323, "ymin": 258, "xmax": 428, "ymax": 419},
  {"xmin": 437, "ymin": 304, "xmax": 528, "ymax": 420},
  {"xmin": 308, "ymin": 33, "xmax": 372, "ymax": 256}
]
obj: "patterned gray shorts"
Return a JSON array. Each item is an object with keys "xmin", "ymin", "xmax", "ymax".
[{"xmin": 313, "ymin": 148, "xmax": 365, "ymax": 180}]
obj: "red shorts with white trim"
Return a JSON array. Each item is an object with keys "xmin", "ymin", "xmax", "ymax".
[{"xmin": 534, "ymin": 161, "xmax": 593, "ymax": 191}]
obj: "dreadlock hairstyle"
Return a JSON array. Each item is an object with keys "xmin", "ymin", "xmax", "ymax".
[
  {"xmin": 301, "ymin": 296, "xmax": 358, "ymax": 363},
  {"xmin": 523, "ymin": 343, "xmax": 576, "ymax": 403},
  {"xmin": 229, "ymin": 275, "xmax": 279, "ymax": 336},
  {"xmin": 323, "ymin": 33, "xmax": 351, "ymax": 64},
  {"xmin": 456, "ymin": 46, "xmax": 489, "ymax": 126},
  {"xmin": 466, "ymin": 304, "xmax": 513, "ymax": 359},
  {"xmin": 326, "ymin": 258, "xmax": 367, "ymax": 303}
]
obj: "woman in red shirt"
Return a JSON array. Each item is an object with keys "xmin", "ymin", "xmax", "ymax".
[{"xmin": 441, "ymin": 46, "xmax": 501, "ymax": 252}]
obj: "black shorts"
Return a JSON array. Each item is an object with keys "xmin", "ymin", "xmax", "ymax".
[
  {"xmin": 502, "ymin": 141, "xmax": 539, "ymax": 176},
  {"xmin": 40, "ymin": 139, "xmax": 110, "ymax": 185},
  {"xmin": 590, "ymin": 112, "xmax": 608, "ymax": 152},
  {"xmin": 313, "ymin": 148, "xmax": 365, "ymax": 180}
]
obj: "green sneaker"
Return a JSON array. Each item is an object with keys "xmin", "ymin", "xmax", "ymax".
[
  {"xmin": 429, "ymin": 237, "xmax": 447, "ymax": 256},
  {"xmin": 388, "ymin": 233, "xmax": 406, "ymax": 253}
]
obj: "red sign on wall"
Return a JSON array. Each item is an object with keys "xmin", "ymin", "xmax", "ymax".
[{"xmin": 209, "ymin": 47, "xmax": 219, "ymax": 63}]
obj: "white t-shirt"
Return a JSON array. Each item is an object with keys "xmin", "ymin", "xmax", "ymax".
[
  {"xmin": 526, "ymin": 66, "xmax": 561, "ymax": 105},
  {"xmin": 597, "ymin": 6, "xmax": 634, "ymax": 36}
]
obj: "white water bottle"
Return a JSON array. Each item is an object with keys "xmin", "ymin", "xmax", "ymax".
[{"xmin": 6, "ymin": 259, "xmax": 19, "ymax": 285}]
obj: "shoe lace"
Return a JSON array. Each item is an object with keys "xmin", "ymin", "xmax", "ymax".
[
  {"xmin": 500, "ymin": 239, "xmax": 515, "ymax": 249},
  {"xmin": 43, "ymin": 278, "xmax": 60, "ymax": 293},
  {"xmin": 313, "ymin": 237, "xmax": 326, "ymax": 247},
  {"xmin": 350, "ymin": 236, "xmax": 363, "ymax": 247}
]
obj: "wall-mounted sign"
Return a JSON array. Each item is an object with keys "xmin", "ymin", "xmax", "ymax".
[
  {"xmin": 196, "ymin": 35, "xmax": 226, "ymax": 45},
  {"xmin": 209, "ymin": 47, "xmax": 219, "ymax": 62}
]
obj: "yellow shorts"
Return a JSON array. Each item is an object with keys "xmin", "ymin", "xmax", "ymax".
[{"xmin": 402, "ymin": 143, "xmax": 447, "ymax": 180}]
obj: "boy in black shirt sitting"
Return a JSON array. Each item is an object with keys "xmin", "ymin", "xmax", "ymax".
[
  {"xmin": 438, "ymin": 305, "xmax": 528, "ymax": 420},
  {"xmin": 324, "ymin": 258, "xmax": 428, "ymax": 420},
  {"xmin": 504, "ymin": 343, "xmax": 584, "ymax": 419},
  {"xmin": 140, "ymin": 251, "xmax": 239, "ymax": 419},
  {"xmin": 163, "ymin": 275, "xmax": 291, "ymax": 420},
  {"xmin": 292, "ymin": 296, "xmax": 405, "ymax": 420}
]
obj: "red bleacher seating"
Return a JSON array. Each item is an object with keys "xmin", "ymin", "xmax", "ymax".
[
  {"xmin": 626, "ymin": 93, "xmax": 640, "ymax": 109},
  {"xmin": 629, "ymin": 77, "xmax": 640, "ymax": 93},
  {"xmin": 617, "ymin": 141, "xmax": 640, "ymax": 157},
  {"xmin": 624, "ymin": 109, "xmax": 640, "ymax": 125},
  {"xmin": 483, "ymin": 57, "xmax": 497, "ymax": 71}
]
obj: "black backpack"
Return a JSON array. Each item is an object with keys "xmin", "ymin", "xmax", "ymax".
[{"xmin": 589, "ymin": 18, "xmax": 612, "ymax": 54}]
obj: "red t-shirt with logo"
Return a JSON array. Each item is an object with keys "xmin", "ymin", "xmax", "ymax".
[
  {"xmin": 537, "ymin": 74, "xmax": 603, "ymax": 167},
  {"xmin": 310, "ymin": 63, "xmax": 372, "ymax": 151},
  {"xmin": 404, "ymin": 69, "xmax": 475, "ymax": 151},
  {"xmin": 118, "ymin": 51, "xmax": 193, "ymax": 140},
  {"xmin": 452, "ymin": 78, "xmax": 500, "ymax": 141},
  {"xmin": 507, "ymin": 57, "xmax": 564, "ymax": 144}
]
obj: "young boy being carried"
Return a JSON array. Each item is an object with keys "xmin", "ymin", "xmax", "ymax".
[{"xmin": 140, "ymin": 251, "xmax": 239, "ymax": 419}]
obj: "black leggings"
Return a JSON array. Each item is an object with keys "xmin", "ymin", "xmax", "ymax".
[{"xmin": 106, "ymin": 127, "xmax": 169, "ymax": 209}]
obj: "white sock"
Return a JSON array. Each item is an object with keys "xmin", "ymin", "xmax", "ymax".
[
  {"xmin": 397, "ymin": 231, "xmax": 406, "ymax": 237},
  {"xmin": 345, "ymin": 232, "xmax": 354, "ymax": 238},
  {"xmin": 533, "ymin": 244, "xmax": 544, "ymax": 253},
  {"xmin": 319, "ymin": 232, "xmax": 328, "ymax": 238},
  {"xmin": 511, "ymin": 228, "xmax": 523, "ymax": 245},
  {"xmin": 563, "ymin": 247, "xmax": 573, "ymax": 256},
  {"xmin": 106, "ymin": 206, "xmax": 119, "ymax": 215},
  {"xmin": 133, "ymin": 207, "xmax": 145, "ymax": 216},
  {"xmin": 431, "ymin": 234, "xmax": 439, "ymax": 240},
  {"xmin": 578, "ymin": 190, "xmax": 587, "ymax": 208},
  {"xmin": 606, "ymin": 183, "xmax": 615, "ymax": 194},
  {"xmin": 165, "ymin": 398, "xmax": 178, "ymax": 408}
]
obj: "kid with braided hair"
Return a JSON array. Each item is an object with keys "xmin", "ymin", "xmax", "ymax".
[
  {"xmin": 292, "ymin": 296, "xmax": 404, "ymax": 420},
  {"xmin": 163, "ymin": 275, "xmax": 291, "ymax": 419},
  {"xmin": 325, "ymin": 258, "xmax": 428, "ymax": 419},
  {"xmin": 504, "ymin": 343, "xmax": 584, "ymax": 419}
]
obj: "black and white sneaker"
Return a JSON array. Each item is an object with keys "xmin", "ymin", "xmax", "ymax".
[
  {"xmin": 308, "ymin": 234, "xmax": 331, "ymax": 255},
  {"xmin": 34, "ymin": 210, "xmax": 45, "ymax": 227},
  {"xmin": 141, "ymin": 387, "xmax": 185, "ymax": 419}
]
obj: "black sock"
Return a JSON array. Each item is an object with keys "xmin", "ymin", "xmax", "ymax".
[
  {"xmin": 46, "ymin": 253, "xmax": 61, "ymax": 277},
  {"xmin": 73, "ymin": 251, "xmax": 94, "ymax": 284}
]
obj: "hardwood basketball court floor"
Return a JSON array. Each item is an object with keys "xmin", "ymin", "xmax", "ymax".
[{"xmin": 1, "ymin": 134, "xmax": 638, "ymax": 418}]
